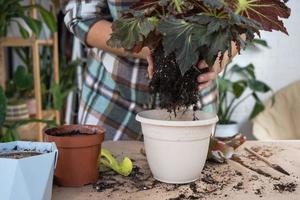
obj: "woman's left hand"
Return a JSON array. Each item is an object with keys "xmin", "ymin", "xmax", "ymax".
[{"xmin": 197, "ymin": 53, "xmax": 229, "ymax": 91}]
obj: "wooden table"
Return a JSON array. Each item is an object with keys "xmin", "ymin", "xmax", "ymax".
[{"xmin": 53, "ymin": 141, "xmax": 300, "ymax": 200}]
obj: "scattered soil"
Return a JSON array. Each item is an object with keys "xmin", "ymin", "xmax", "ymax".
[
  {"xmin": 92, "ymin": 145, "xmax": 298, "ymax": 199},
  {"xmin": 273, "ymin": 183, "xmax": 297, "ymax": 193},
  {"xmin": 231, "ymin": 155, "xmax": 277, "ymax": 180},
  {"xmin": 46, "ymin": 130, "xmax": 95, "ymax": 137},
  {"xmin": 150, "ymin": 44, "xmax": 209, "ymax": 113},
  {"xmin": 0, "ymin": 151, "xmax": 41, "ymax": 159},
  {"xmin": 233, "ymin": 182, "xmax": 244, "ymax": 190}
]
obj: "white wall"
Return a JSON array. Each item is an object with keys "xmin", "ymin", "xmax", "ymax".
[{"xmin": 228, "ymin": 0, "xmax": 300, "ymax": 139}]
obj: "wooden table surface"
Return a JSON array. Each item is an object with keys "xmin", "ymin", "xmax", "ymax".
[{"xmin": 53, "ymin": 141, "xmax": 300, "ymax": 200}]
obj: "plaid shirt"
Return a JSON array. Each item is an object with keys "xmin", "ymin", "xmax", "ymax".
[{"xmin": 64, "ymin": 0, "xmax": 218, "ymax": 140}]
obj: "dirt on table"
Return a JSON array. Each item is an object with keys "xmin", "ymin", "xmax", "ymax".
[{"xmin": 92, "ymin": 144, "xmax": 299, "ymax": 200}]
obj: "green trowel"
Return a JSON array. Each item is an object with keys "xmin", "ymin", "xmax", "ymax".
[{"xmin": 99, "ymin": 149, "xmax": 133, "ymax": 176}]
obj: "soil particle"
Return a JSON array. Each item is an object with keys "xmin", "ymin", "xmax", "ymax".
[
  {"xmin": 235, "ymin": 170, "xmax": 243, "ymax": 176},
  {"xmin": 201, "ymin": 174, "xmax": 218, "ymax": 185},
  {"xmin": 189, "ymin": 182, "xmax": 198, "ymax": 194},
  {"xmin": 254, "ymin": 188, "xmax": 262, "ymax": 195},
  {"xmin": 168, "ymin": 194, "xmax": 201, "ymax": 200},
  {"xmin": 273, "ymin": 183, "xmax": 297, "ymax": 193},
  {"xmin": 233, "ymin": 182, "xmax": 244, "ymax": 190}
]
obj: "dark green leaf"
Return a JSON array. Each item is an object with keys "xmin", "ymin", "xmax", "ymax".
[
  {"xmin": 206, "ymin": 28, "xmax": 231, "ymax": 66},
  {"xmin": 248, "ymin": 80, "xmax": 271, "ymax": 93},
  {"xmin": 202, "ymin": 0, "xmax": 224, "ymax": 9},
  {"xmin": 158, "ymin": 18, "xmax": 206, "ymax": 74},
  {"xmin": 249, "ymin": 39, "xmax": 269, "ymax": 48},
  {"xmin": 16, "ymin": 21, "xmax": 30, "ymax": 38},
  {"xmin": 250, "ymin": 101, "xmax": 265, "ymax": 119},
  {"xmin": 50, "ymin": 82, "xmax": 69, "ymax": 111},
  {"xmin": 22, "ymin": 15, "xmax": 42, "ymax": 36},
  {"xmin": 232, "ymin": 80, "xmax": 247, "ymax": 98},
  {"xmin": 35, "ymin": 5, "xmax": 57, "ymax": 33},
  {"xmin": 14, "ymin": 65, "xmax": 34, "ymax": 93},
  {"xmin": 230, "ymin": 64, "xmax": 255, "ymax": 79},
  {"xmin": 217, "ymin": 77, "xmax": 231, "ymax": 93}
]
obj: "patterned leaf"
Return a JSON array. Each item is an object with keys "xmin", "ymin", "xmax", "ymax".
[
  {"xmin": 107, "ymin": 17, "xmax": 157, "ymax": 50},
  {"xmin": 226, "ymin": 0, "xmax": 291, "ymax": 34},
  {"xmin": 158, "ymin": 18, "xmax": 206, "ymax": 74}
]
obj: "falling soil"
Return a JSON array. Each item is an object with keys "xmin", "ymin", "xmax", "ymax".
[
  {"xmin": 0, "ymin": 151, "xmax": 41, "ymax": 159},
  {"xmin": 150, "ymin": 44, "xmax": 209, "ymax": 112},
  {"xmin": 46, "ymin": 130, "xmax": 95, "ymax": 137}
]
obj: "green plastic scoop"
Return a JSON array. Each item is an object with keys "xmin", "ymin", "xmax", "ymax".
[{"xmin": 100, "ymin": 149, "xmax": 133, "ymax": 176}]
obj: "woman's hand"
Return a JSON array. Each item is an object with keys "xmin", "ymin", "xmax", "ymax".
[
  {"xmin": 143, "ymin": 35, "xmax": 245, "ymax": 90},
  {"xmin": 197, "ymin": 52, "xmax": 229, "ymax": 91}
]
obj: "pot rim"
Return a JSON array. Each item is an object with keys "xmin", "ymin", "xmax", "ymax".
[
  {"xmin": 136, "ymin": 109, "xmax": 218, "ymax": 127},
  {"xmin": 44, "ymin": 125, "xmax": 105, "ymax": 148}
]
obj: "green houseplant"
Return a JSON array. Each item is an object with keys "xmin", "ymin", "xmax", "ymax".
[
  {"xmin": 108, "ymin": 0, "xmax": 290, "ymax": 111},
  {"xmin": 108, "ymin": 0, "xmax": 291, "ymax": 184},
  {"xmin": 215, "ymin": 39, "xmax": 272, "ymax": 138},
  {"xmin": 0, "ymin": 87, "xmax": 56, "ymax": 142},
  {"xmin": 0, "ymin": 0, "xmax": 56, "ymax": 38},
  {"xmin": 216, "ymin": 63, "xmax": 272, "ymax": 138}
]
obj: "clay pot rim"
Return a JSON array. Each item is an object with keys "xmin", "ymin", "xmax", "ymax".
[
  {"xmin": 44, "ymin": 124, "xmax": 105, "ymax": 148},
  {"xmin": 44, "ymin": 124, "xmax": 106, "ymax": 138}
]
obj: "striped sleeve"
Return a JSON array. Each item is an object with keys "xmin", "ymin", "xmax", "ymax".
[{"xmin": 64, "ymin": 0, "xmax": 112, "ymax": 46}]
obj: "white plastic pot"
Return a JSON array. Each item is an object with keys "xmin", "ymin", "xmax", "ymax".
[
  {"xmin": 0, "ymin": 141, "xmax": 58, "ymax": 200},
  {"xmin": 214, "ymin": 123, "xmax": 239, "ymax": 138},
  {"xmin": 136, "ymin": 109, "xmax": 218, "ymax": 184}
]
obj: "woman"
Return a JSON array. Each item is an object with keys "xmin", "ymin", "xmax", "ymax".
[{"xmin": 64, "ymin": 0, "xmax": 238, "ymax": 140}]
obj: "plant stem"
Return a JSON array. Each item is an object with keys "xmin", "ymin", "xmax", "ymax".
[
  {"xmin": 226, "ymin": 93, "xmax": 252, "ymax": 121},
  {"xmin": 173, "ymin": 0, "xmax": 183, "ymax": 13}
]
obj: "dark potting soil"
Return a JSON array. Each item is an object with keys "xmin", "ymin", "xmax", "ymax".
[
  {"xmin": 47, "ymin": 130, "xmax": 96, "ymax": 137},
  {"xmin": 150, "ymin": 44, "xmax": 210, "ymax": 113},
  {"xmin": 0, "ymin": 151, "xmax": 42, "ymax": 159},
  {"xmin": 273, "ymin": 183, "xmax": 297, "ymax": 193}
]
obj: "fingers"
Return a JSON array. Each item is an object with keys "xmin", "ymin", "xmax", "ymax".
[
  {"xmin": 197, "ymin": 60, "xmax": 208, "ymax": 69},
  {"xmin": 198, "ymin": 81, "xmax": 212, "ymax": 91},
  {"xmin": 197, "ymin": 71, "xmax": 217, "ymax": 83},
  {"xmin": 146, "ymin": 54, "xmax": 154, "ymax": 79},
  {"xmin": 197, "ymin": 69, "xmax": 217, "ymax": 91}
]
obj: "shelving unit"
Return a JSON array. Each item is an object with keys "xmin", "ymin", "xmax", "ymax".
[{"xmin": 0, "ymin": 0, "xmax": 60, "ymax": 141}]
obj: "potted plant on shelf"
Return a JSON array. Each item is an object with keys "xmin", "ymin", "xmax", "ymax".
[
  {"xmin": 216, "ymin": 63, "xmax": 272, "ymax": 138},
  {"xmin": 0, "ymin": 0, "xmax": 57, "ymax": 38},
  {"xmin": 5, "ymin": 65, "xmax": 34, "ymax": 119},
  {"xmin": 0, "ymin": 87, "xmax": 56, "ymax": 142},
  {"xmin": 108, "ymin": 0, "xmax": 290, "ymax": 183},
  {"xmin": 44, "ymin": 124, "xmax": 105, "ymax": 187},
  {"xmin": 0, "ymin": 141, "xmax": 58, "ymax": 200}
]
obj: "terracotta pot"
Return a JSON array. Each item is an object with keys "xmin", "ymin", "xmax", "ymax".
[{"xmin": 44, "ymin": 125, "xmax": 105, "ymax": 187}]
